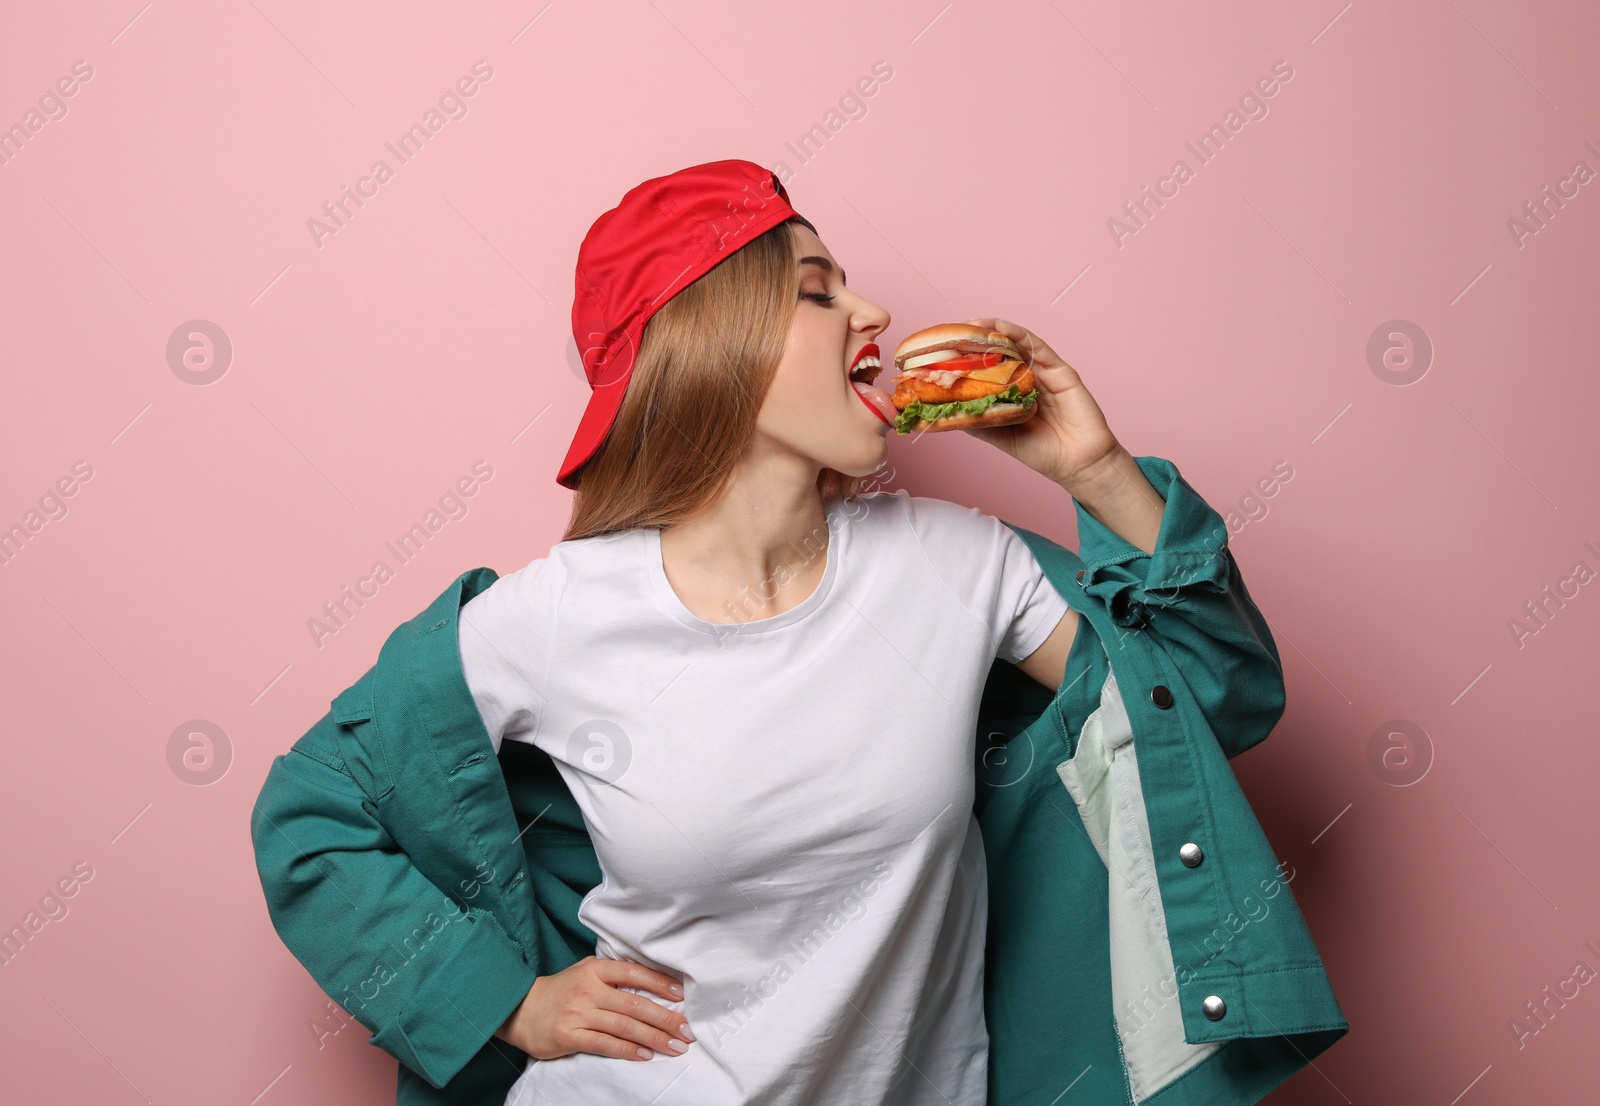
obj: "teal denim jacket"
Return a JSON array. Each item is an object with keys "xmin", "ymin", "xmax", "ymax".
[{"xmin": 251, "ymin": 455, "xmax": 1348, "ymax": 1105}]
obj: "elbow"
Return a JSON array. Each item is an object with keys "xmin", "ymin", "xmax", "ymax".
[{"xmin": 1217, "ymin": 659, "xmax": 1287, "ymax": 759}]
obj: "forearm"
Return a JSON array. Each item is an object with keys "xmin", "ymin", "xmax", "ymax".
[
  {"xmin": 1059, "ymin": 451, "xmax": 1287, "ymax": 756},
  {"xmin": 1059, "ymin": 445, "xmax": 1166, "ymax": 555}
]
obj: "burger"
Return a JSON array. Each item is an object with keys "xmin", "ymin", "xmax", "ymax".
[{"xmin": 889, "ymin": 323, "xmax": 1039, "ymax": 434}]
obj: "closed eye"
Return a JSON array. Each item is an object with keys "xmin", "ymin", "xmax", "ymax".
[{"xmin": 800, "ymin": 291, "xmax": 836, "ymax": 305}]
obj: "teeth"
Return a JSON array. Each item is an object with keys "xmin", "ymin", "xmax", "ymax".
[{"xmin": 851, "ymin": 356, "xmax": 880, "ymax": 371}]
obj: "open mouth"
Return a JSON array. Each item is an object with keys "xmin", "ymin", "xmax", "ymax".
[
  {"xmin": 847, "ymin": 343, "xmax": 897, "ymax": 428},
  {"xmin": 848, "ymin": 343, "xmax": 883, "ymax": 385}
]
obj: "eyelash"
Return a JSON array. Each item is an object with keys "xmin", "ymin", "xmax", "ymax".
[{"xmin": 800, "ymin": 291, "xmax": 836, "ymax": 305}]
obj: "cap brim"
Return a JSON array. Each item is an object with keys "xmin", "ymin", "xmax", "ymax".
[{"xmin": 556, "ymin": 369, "xmax": 635, "ymax": 490}]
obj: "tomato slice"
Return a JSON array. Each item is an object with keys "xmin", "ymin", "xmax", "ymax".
[{"xmin": 935, "ymin": 351, "xmax": 1007, "ymax": 372}]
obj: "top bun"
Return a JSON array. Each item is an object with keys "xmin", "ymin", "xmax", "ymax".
[{"xmin": 894, "ymin": 322, "xmax": 1023, "ymax": 367}]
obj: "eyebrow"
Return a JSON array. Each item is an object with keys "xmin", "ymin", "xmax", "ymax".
[{"xmin": 798, "ymin": 256, "xmax": 847, "ymax": 287}]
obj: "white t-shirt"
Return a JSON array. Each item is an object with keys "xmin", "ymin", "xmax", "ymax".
[{"xmin": 458, "ymin": 490, "xmax": 1072, "ymax": 1106}]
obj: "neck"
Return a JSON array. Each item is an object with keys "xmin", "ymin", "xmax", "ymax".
[{"xmin": 657, "ymin": 440, "xmax": 831, "ymax": 624}]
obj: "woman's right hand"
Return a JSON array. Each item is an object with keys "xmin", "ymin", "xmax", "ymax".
[{"xmin": 494, "ymin": 955, "xmax": 696, "ymax": 1061}]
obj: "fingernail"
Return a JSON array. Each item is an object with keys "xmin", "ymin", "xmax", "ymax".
[
  {"xmin": 668, "ymin": 1039, "xmax": 689, "ymax": 1053},
  {"xmin": 681, "ymin": 1022, "xmax": 697, "ymax": 1042},
  {"xmin": 636, "ymin": 1047, "xmax": 654, "ymax": 1060},
  {"xmin": 669, "ymin": 982, "xmax": 684, "ymax": 996}
]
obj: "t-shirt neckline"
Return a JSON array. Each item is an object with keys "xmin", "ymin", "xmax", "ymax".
[{"xmin": 644, "ymin": 500, "xmax": 845, "ymax": 636}]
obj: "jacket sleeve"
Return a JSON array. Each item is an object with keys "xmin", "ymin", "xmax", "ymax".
[
  {"xmin": 250, "ymin": 713, "xmax": 537, "ymax": 1089},
  {"xmin": 1074, "ymin": 454, "xmax": 1286, "ymax": 759}
]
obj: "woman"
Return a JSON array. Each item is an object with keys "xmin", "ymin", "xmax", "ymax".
[
  {"xmin": 461, "ymin": 159, "xmax": 1157, "ymax": 1105},
  {"xmin": 252, "ymin": 159, "xmax": 1348, "ymax": 1106}
]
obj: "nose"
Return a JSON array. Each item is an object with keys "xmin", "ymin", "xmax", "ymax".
[{"xmin": 856, "ymin": 297, "xmax": 891, "ymax": 340}]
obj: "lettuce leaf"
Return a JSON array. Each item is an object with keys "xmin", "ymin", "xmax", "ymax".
[{"xmin": 894, "ymin": 383, "xmax": 1039, "ymax": 434}]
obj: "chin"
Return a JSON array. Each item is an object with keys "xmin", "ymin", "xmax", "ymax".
[{"xmin": 820, "ymin": 432, "xmax": 889, "ymax": 479}]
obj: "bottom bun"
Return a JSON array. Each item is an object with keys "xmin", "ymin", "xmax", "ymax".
[{"xmin": 902, "ymin": 400, "xmax": 1038, "ymax": 434}]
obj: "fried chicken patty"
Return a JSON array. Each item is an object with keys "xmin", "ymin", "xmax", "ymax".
[{"xmin": 890, "ymin": 365, "xmax": 1035, "ymax": 410}]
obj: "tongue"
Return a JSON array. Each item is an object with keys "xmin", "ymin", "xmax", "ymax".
[{"xmin": 852, "ymin": 381, "xmax": 898, "ymax": 427}]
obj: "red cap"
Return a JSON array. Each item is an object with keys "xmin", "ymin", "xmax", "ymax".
[{"xmin": 558, "ymin": 159, "xmax": 803, "ymax": 490}]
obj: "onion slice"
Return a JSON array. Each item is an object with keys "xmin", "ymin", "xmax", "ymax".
[{"xmin": 900, "ymin": 348, "xmax": 963, "ymax": 371}]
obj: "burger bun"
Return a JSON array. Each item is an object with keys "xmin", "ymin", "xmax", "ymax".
[{"xmin": 894, "ymin": 322, "xmax": 1023, "ymax": 368}]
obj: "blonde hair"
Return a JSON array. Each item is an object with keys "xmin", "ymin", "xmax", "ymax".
[{"xmin": 562, "ymin": 217, "xmax": 864, "ymax": 542}]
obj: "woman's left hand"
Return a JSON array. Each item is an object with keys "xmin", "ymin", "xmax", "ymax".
[{"xmin": 957, "ymin": 317, "xmax": 1123, "ymax": 491}]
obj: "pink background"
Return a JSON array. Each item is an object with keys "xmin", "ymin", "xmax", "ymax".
[{"xmin": 3, "ymin": 1, "xmax": 1598, "ymax": 1102}]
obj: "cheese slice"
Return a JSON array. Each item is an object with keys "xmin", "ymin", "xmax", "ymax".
[{"xmin": 964, "ymin": 359, "xmax": 1025, "ymax": 385}]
